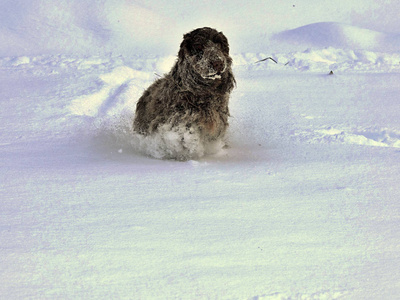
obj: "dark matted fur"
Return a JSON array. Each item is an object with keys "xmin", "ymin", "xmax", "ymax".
[{"xmin": 133, "ymin": 27, "xmax": 235, "ymax": 151}]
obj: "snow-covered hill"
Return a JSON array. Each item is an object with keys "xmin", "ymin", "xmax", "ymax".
[
  {"xmin": 2, "ymin": 1, "xmax": 400, "ymax": 56},
  {"xmin": 273, "ymin": 22, "xmax": 400, "ymax": 52},
  {"xmin": 0, "ymin": 0, "xmax": 179, "ymax": 56}
]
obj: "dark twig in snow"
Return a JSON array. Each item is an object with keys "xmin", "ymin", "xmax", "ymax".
[{"xmin": 255, "ymin": 57, "xmax": 278, "ymax": 64}]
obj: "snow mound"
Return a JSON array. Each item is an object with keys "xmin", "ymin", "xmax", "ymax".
[
  {"xmin": 250, "ymin": 289, "xmax": 350, "ymax": 300},
  {"xmin": 273, "ymin": 22, "xmax": 400, "ymax": 52},
  {"xmin": 293, "ymin": 126, "xmax": 400, "ymax": 148},
  {"xmin": 0, "ymin": 0, "xmax": 177, "ymax": 56},
  {"xmin": 68, "ymin": 66, "xmax": 146, "ymax": 117}
]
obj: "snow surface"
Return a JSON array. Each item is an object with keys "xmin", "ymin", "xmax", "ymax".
[
  {"xmin": 273, "ymin": 22, "xmax": 400, "ymax": 52},
  {"xmin": 1, "ymin": 1, "xmax": 400, "ymax": 299}
]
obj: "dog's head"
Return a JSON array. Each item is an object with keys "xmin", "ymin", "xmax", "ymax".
[{"xmin": 178, "ymin": 27, "xmax": 233, "ymax": 83}]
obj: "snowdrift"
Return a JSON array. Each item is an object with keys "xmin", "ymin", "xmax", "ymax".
[
  {"xmin": 3, "ymin": 1, "xmax": 399, "ymax": 57},
  {"xmin": 0, "ymin": 0, "xmax": 179, "ymax": 56},
  {"xmin": 273, "ymin": 22, "xmax": 400, "ymax": 52}
]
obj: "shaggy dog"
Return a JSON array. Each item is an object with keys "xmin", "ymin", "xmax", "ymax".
[{"xmin": 133, "ymin": 27, "xmax": 235, "ymax": 160}]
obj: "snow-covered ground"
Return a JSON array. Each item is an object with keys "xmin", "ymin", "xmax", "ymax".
[{"xmin": 1, "ymin": 1, "xmax": 400, "ymax": 299}]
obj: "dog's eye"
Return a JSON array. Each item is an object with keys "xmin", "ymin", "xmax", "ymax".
[
  {"xmin": 191, "ymin": 43, "xmax": 204, "ymax": 56},
  {"xmin": 193, "ymin": 43, "xmax": 204, "ymax": 51}
]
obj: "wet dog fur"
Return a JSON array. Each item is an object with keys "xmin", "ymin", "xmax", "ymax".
[{"xmin": 133, "ymin": 27, "xmax": 235, "ymax": 159}]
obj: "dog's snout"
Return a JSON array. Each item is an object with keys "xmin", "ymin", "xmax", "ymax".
[{"xmin": 211, "ymin": 59, "xmax": 224, "ymax": 73}]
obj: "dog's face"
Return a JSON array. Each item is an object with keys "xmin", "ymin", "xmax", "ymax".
[{"xmin": 179, "ymin": 27, "xmax": 232, "ymax": 81}]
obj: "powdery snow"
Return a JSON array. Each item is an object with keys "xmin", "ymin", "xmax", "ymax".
[
  {"xmin": 1, "ymin": 1, "xmax": 400, "ymax": 299},
  {"xmin": 1, "ymin": 51, "xmax": 400, "ymax": 299}
]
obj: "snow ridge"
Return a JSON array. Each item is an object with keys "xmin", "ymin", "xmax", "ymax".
[
  {"xmin": 250, "ymin": 289, "xmax": 350, "ymax": 300},
  {"xmin": 293, "ymin": 126, "xmax": 400, "ymax": 148},
  {"xmin": 2, "ymin": 48, "xmax": 399, "ymax": 77},
  {"xmin": 234, "ymin": 48, "xmax": 400, "ymax": 73},
  {"xmin": 273, "ymin": 22, "xmax": 400, "ymax": 52}
]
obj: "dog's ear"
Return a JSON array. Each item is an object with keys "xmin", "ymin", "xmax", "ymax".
[
  {"xmin": 213, "ymin": 32, "xmax": 230, "ymax": 55},
  {"xmin": 178, "ymin": 33, "xmax": 189, "ymax": 60},
  {"xmin": 179, "ymin": 30, "xmax": 197, "ymax": 60}
]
